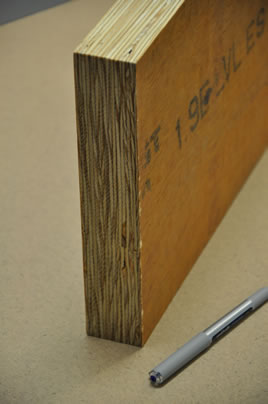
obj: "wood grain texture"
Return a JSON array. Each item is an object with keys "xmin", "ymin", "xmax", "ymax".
[
  {"xmin": 74, "ymin": 56, "xmax": 141, "ymax": 345},
  {"xmin": 74, "ymin": 0, "xmax": 268, "ymax": 346},
  {"xmin": 75, "ymin": 0, "xmax": 185, "ymax": 62}
]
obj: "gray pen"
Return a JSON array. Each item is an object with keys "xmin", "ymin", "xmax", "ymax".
[{"xmin": 149, "ymin": 287, "xmax": 268, "ymax": 385}]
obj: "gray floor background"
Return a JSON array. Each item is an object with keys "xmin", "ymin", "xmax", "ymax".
[{"xmin": 0, "ymin": 0, "xmax": 69, "ymax": 25}]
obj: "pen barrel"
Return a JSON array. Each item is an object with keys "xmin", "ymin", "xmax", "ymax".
[
  {"xmin": 153, "ymin": 332, "xmax": 211, "ymax": 382},
  {"xmin": 249, "ymin": 287, "xmax": 268, "ymax": 309}
]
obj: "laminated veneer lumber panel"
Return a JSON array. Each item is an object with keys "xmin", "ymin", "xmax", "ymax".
[{"xmin": 74, "ymin": 0, "xmax": 268, "ymax": 346}]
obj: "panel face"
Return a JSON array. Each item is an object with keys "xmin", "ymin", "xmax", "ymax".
[{"xmin": 137, "ymin": 0, "xmax": 268, "ymax": 343}]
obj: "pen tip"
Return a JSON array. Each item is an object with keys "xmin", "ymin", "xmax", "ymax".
[{"xmin": 150, "ymin": 375, "xmax": 157, "ymax": 383}]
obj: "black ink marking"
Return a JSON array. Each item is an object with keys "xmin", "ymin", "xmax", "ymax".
[
  {"xmin": 200, "ymin": 80, "xmax": 212, "ymax": 119},
  {"xmin": 232, "ymin": 42, "xmax": 242, "ymax": 72},
  {"xmin": 214, "ymin": 71, "xmax": 225, "ymax": 97},
  {"xmin": 150, "ymin": 126, "xmax": 160, "ymax": 152},
  {"xmin": 204, "ymin": 87, "xmax": 212, "ymax": 105},
  {"xmin": 216, "ymin": 41, "xmax": 241, "ymax": 97},
  {"xmin": 256, "ymin": 7, "xmax": 265, "ymax": 38},
  {"xmin": 141, "ymin": 178, "xmax": 151, "ymax": 199},
  {"xmin": 143, "ymin": 126, "xmax": 161, "ymax": 169},
  {"xmin": 189, "ymin": 95, "xmax": 199, "ymax": 132},
  {"xmin": 143, "ymin": 142, "xmax": 151, "ymax": 168},
  {"xmin": 176, "ymin": 119, "xmax": 182, "ymax": 149},
  {"xmin": 145, "ymin": 178, "xmax": 151, "ymax": 191},
  {"xmin": 246, "ymin": 20, "xmax": 255, "ymax": 54},
  {"xmin": 216, "ymin": 83, "xmax": 225, "ymax": 97},
  {"xmin": 215, "ymin": 48, "xmax": 232, "ymax": 97},
  {"xmin": 223, "ymin": 49, "xmax": 232, "ymax": 82}
]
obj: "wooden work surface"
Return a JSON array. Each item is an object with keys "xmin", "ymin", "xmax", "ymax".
[{"xmin": 0, "ymin": 1, "xmax": 267, "ymax": 402}]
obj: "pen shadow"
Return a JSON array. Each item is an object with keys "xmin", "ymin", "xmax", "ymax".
[{"xmin": 151, "ymin": 308, "xmax": 257, "ymax": 388}]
